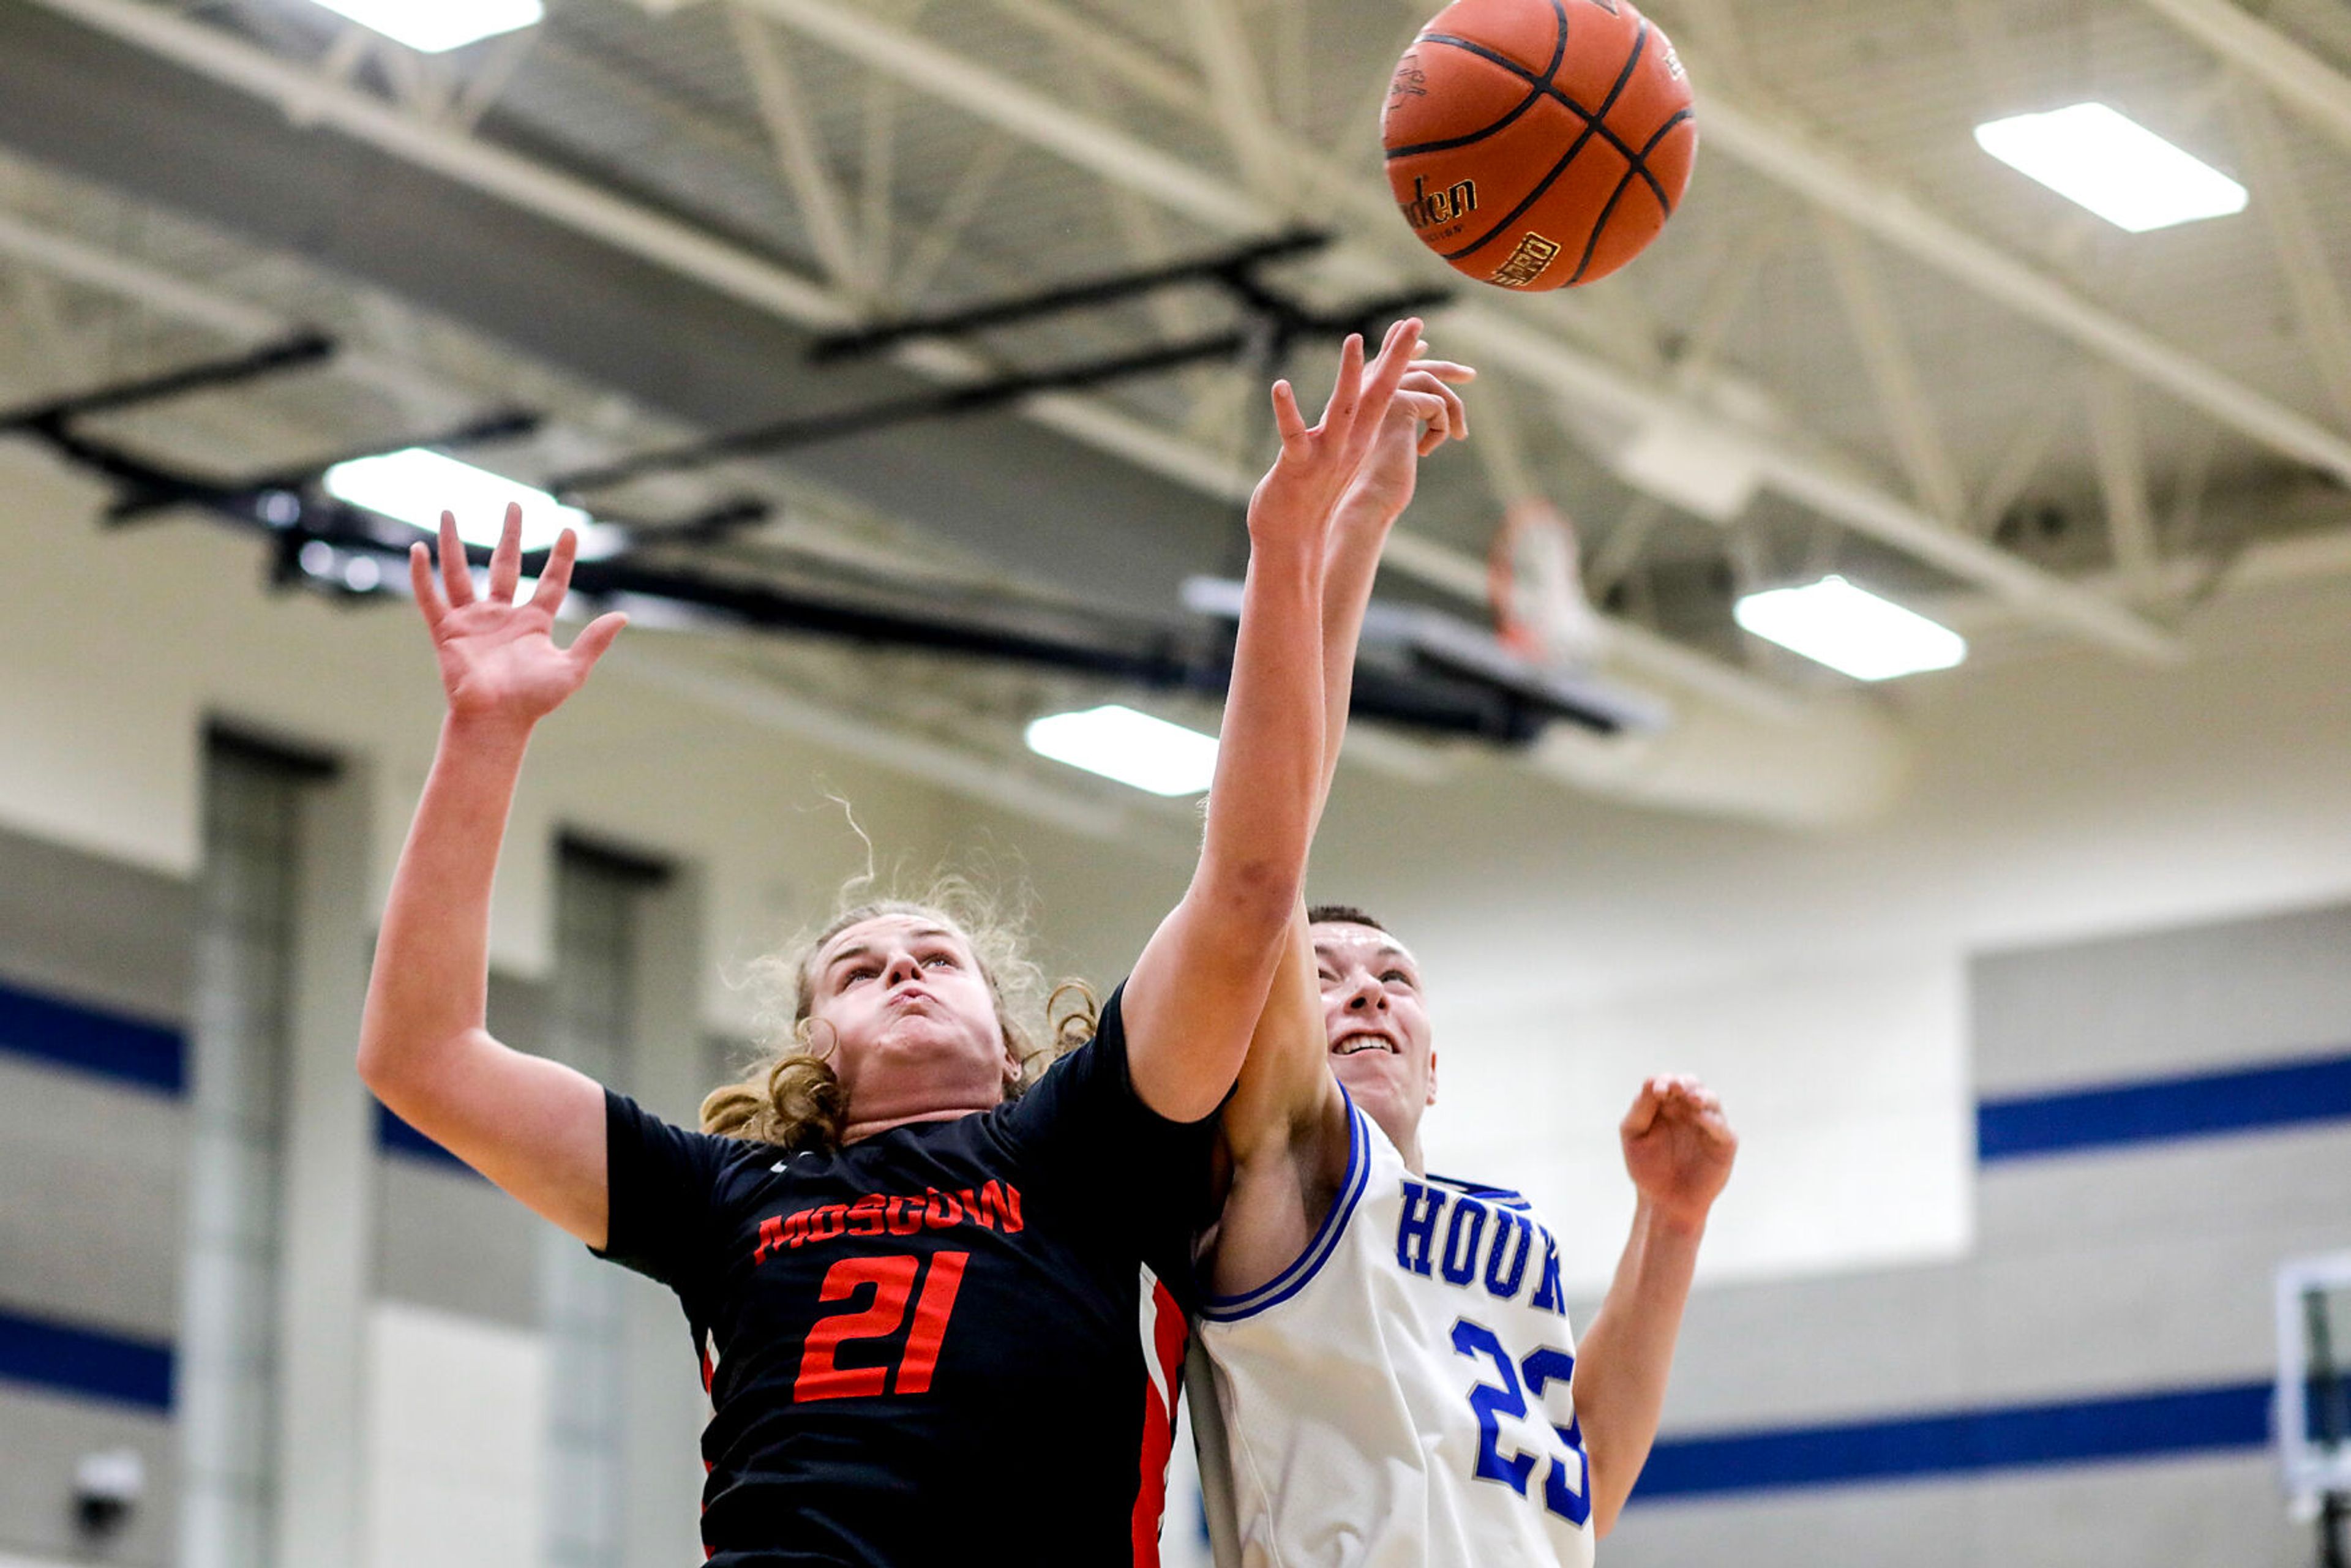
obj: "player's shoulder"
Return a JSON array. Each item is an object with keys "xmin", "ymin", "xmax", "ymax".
[
  {"xmin": 610, "ymin": 1089, "xmax": 774, "ymax": 1191},
  {"xmin": 701, "ymin": 1136, "xmax": 839, "ymax": 1214}
]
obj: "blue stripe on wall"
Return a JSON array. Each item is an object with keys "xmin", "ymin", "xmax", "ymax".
[
  {"xmin": 376, "ymin": 1101, "xmax": 480, "ymax": 1176},
  {"xmin": 1635, "ymin": 1381, "xmax": 2272, "ymax": 1501},
  {"xmin": 0, "ymin": 974, "xmax": 494, "ymax": 1185},
  {"xmin": 0, "ymin": 978, "xmax": 184, "ymax": 1093},
  {"xmin": 1979, "ymin": 1051, "xmax": 2351, "ymax": 1161},
  {"xmin": 0, "ymin": 1306, "xmax": 173, "ymax": 1414}
]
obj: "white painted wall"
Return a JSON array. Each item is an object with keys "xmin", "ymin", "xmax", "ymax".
[
  {"xmin": 1431, "ymin": 949, "xmax": 1973, "ymax": 1293},
  {"xmin": 362, "ymin": 1303, "xmax": 549, "ymax": 1568}
]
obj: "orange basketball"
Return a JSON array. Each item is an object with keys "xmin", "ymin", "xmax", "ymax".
[{"xmin": 1382, "ymin": 0, "xmax": 1697, "ymax": 291}]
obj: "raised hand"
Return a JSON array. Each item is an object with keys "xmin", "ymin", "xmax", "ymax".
[
  {"xmin": 1248, "ymin": 318, "xmax": 1427, "ymax": 552},
  {"xmin": 1341, "ymin": 356, "xmax": 1477, "ymax": 524},
  {"xmin": 407, "ymin": 503, "xmax": 628, "ymax": 732},
  {"xmin": 1619, "ymin": 1074, "xmax": 1738, "ymax": 1231}
]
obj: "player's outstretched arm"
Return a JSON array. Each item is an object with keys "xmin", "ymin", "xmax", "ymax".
[
  {"xmin": 358, "ymin": 506, "xmax": 628, "ymax": 1248},
  {"xmin": 1122, "ymin": 321, "xmax": 1422, "ymax": 1124},
  {"xmin": 1212, "ymin": 359, "xmax": 1474, "ymax": 1296},
  {"xmin": 1572, "ymin": 1075, "xmax": 1737, "ymax": 1536},
  {"xmin": 1311, "ymin": 357, "xmax": 1472, "ymax": 827}
]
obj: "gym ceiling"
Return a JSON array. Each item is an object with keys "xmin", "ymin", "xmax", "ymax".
[{"xmin": 0, "ymin": 0, "xmax": 2344, "ymax": 823}]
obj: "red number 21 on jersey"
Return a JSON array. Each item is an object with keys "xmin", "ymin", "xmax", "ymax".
[{"xmin": 795, "ymin": 1251, "xmax": 970, "ymax": 1401}]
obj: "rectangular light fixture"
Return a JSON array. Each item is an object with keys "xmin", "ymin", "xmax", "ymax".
[
  {"xmin": 324, "ymin": 448, "xmax": 621, "ymax": 557},
  {"xmin": 1974, "ymin": 103, "xmax": 2248, "ymax": 233},
  {"xmin": 1024, "ymin": 705, "xmax": 1219, "ymax": 797},
  {"xmin": 308, "ymin": 0, "xmax": 544, "ymax": 53},
  {"xmin": 1733, "ymin": 575, "xmax": 1967, "ymax": 681}
]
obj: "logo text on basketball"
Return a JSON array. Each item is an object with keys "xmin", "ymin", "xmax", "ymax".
[
  {"xmin": 1388, "ymin": 51, "xmax": 1428, "ymax": 102},
  {"xmin": 1400, "ymin": 176, "xmax": 1479, "ymax": 232},
  {"xmin": 1490, "ymin": 231, "xmax": 1564, "ymax": 288}
]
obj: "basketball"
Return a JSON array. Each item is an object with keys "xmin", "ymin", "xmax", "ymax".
[{"xmin": 1383, "ymin": 0, "xmax": 1697, "ymax": 291}]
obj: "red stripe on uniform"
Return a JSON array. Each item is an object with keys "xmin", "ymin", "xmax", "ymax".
[
  {"xmin": 1128, "ymin": 1274, "xmax": 1188, "ymax": 1567},
  {"xmin": 698, "ymin": 1334, "xmax": 718, "ymax": 1556},
  {"xmin": 698, "ymin": 1334, "xmax": 718, "ymax": 1474}
]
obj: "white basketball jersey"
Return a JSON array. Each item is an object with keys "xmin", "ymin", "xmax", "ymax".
[{"xmin": 1192, "ymin": 1097, "xmax": 1596, "ymax": 1568}]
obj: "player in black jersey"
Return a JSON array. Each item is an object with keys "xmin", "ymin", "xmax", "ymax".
[{"xmin": 357, "ymin": 323, "xmax": 1453, "ymax": 1566}]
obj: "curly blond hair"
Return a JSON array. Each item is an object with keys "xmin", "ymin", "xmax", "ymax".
[{"xmin": 700, "ymin": 874, "xmax": 1097, "ymax": 1152}]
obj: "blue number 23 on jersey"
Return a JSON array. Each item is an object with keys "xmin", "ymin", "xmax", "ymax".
[{"xmin": 1449, "ymin": 1318, "xmax": 1592, "ymax": 1527}]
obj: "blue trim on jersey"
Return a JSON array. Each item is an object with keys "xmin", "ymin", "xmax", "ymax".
[
  {"xmin": 1199, "ymin": 1092, "xmax": 1371, "ymax": 1323},
  {"xmin": 1427, "ymin": 1172, "xmax": 1533, "ymax": 1211}
]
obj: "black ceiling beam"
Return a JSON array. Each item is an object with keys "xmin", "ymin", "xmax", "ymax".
[
  {"xmin": 553, "ymin": 328, "xmax": 1256, "ymax": 494},
  {"xmin": 0, "ymin": 332, "xmax": 334, "ymax": 433},
  {"xmin": 17, "ymin": 401, "xmax": 1554, "ymax": 740},
  {"xmin": 298, "ymin": 407, "xmax": 545, "ymax": 476},
  {"xmin": 596, "ymin": 496, "xmax": 775, "ymax": 547},
  {"xmin": 810, "ymin": 230, "xmax": 1333, "ymax": 362},
  {"xmin": 556, "ymin": 280, "xmax": 1455, "ymax": 496},
  {"xmin": 7, "ymin": 345, "xmax": 1587, "ymax": 743},
  {"xmin": 211, "ymin": 408, "xmax": 545, "ymax": 505},
  {"xmin": 1245, "ymin": 283, "xmax": 1458, "ymax": 350}
]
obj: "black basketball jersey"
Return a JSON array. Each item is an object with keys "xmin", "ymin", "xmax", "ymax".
[{"xmin": 596, "ymin": 985, "xmax": 1214, "ymax": 1567}]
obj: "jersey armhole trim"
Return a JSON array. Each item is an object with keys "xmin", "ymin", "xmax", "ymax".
[
  {"xmin": 1199, "ymin": 1091, "xmax": 1370, "ymax": 1323},
  {"xmin": 1426, "ymin": 1172, "xmax": 1534, "ymax": 1212}
]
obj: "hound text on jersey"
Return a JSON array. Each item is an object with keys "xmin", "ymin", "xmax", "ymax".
[{"xmin": 1193, "ymin": 1097, "xmax": 1595, "ymax": 1568}]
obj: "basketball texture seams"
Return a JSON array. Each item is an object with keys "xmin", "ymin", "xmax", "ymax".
[
  {"xmin": 1575, "ymin": 105, "xmax": 1694, "ymax": 282},
  {"xmin": 1383, "ymin": 0, "xmax": 1696, "ymax": 291},
  {"xmin": 1436, "ymin": 19, "xmax": 1650, "ymax": 265},
  {"xmin": 1385, "ymin": 0, "xmax": 1569, "ymax": 160}
]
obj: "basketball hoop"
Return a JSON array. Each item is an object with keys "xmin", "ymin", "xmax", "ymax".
[
  {"xmin": 2277, "ymin": 1251, "xmax": 2351, "ymax": 1565},
  {"xmin": 1488, "ymin": 499, "xmax": 1607, "ymax": 671}
]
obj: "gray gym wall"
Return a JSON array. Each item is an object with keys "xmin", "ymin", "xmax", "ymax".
[
  {"xmin": 0, "ymin": 823, "xmax": 190, "ymax": 1566},
  {"xmin": 9, "ymin": 797, "xmax": 2347, "ymax": 1564},
  {"xmin": 1599, "ymin": 900, "xmax": 2351, "ymax": 1568},
  {"xmin": 0, "ymin": 739, "xmax": 710, "ymax": 1568}
]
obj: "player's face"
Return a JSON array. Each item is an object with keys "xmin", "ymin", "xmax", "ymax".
[
  {"xmin": 806, "ymin": 914, "xmax": 1018, "ymax": 1127},
  {"xmin": 1313, "ymin": 922, "xmax": 1436, "ymax": 1138}
]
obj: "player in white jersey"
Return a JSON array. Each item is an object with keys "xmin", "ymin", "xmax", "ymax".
[{"xmin": 1190, "ymin": 354, "xmax": 1738, "ymax": 1567}]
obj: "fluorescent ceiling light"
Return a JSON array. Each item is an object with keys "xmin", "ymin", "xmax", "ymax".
[
  {"xmin": 1024, "ymin": 705, "xmax": 1219, "ymax": 797},
  {"xmin": 1974, "ymin": 103, "xmax": 2247, "ymax": 233},
  {"xmin": 307, "ymin": 0, "xmax": 544, "ymax": 53},
  {"xmin": 1733, "ymin": 576, "xmax": 1967, "ymax": 681},
  {"xmin": 324, "ymin": 448, "xmax": 620, "ymax": 557}
]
